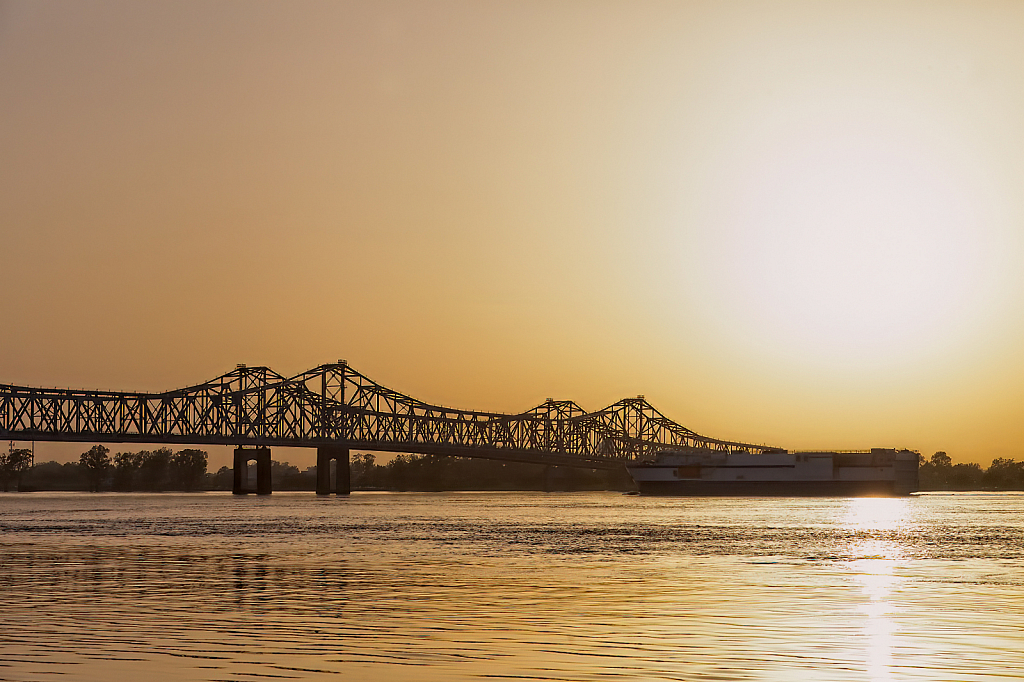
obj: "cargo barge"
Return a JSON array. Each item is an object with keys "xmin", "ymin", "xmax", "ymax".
[{"xmin": 626, "ymin": 448, "xmax": 919, "ymax": 496}]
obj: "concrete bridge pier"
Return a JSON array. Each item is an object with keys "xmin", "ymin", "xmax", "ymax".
[
  {"xmin": 316, "ymin": 445, "xmax": 350, "ymax": 495},
  {"xmin": 233, "ymin": 446, "xmax": 272, "ymax": 495}
]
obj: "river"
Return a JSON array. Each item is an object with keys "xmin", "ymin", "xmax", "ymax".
[{"xmin": 1, "ymin": 491, "xmax": 1022, "ymax": 681}]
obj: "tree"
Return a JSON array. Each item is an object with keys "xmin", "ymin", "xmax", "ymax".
[
  {"xmin": 211, "ymin": 466, "xmax": 233, "ymax": 490},
  {"xmin": 169, "ymin": 449, "xmax": 207, "ymax": 491},
  {"xmin": 112, "ymin": 452, "xmax": 143, "ymax": 491},
  {"xmin": 0, "ymin": 447, "xmax": 33, "ymax": 492},
  {"xmin": 919, "ymin": 451, "xmax": 953, "ymax": 489},
  {"xmin": 28, "ymin": 460, "xmax": 87, "ymax": 491},
  {"xmin": 79, "ymin": 445, "xmax": 111, "ymax": 492},
  {"xmin": 948, "ymin": 462, "xmax": 984, "ymax": 489},
  {"xmin": 137, "ymin": 448, "xmax": 171, "ymax": 491},
  {"xmin": 984, "ymin": 458, "xmax": 1024, "ymax": 490},
  {"xmin": 351, "ymin": 453, "xmax": 380, "ymax": 489},
  {"xmin": 269, "ymin": 459, "xmax": 315, "ymax": 490}
]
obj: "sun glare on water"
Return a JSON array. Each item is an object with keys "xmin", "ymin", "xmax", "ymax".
[
  {"xmin": 842, "ymin": 497, "xmax": 911, "ymax": 535},
  {"xmin": 840, "ymin": 497, "xmax": 913, "ymax": 682}
]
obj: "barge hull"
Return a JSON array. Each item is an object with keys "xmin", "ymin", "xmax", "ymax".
[{"xmin": 633, "ymin": 479, "xmax": 904, "ymax": 496}]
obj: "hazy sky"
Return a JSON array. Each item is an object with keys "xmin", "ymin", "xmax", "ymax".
[{"xmin": 3, "ymin": 1, "xmax": 1024, "ymax": 467}]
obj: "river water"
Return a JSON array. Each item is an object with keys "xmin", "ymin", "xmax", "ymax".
[{"xmin": 1, "ymin": 492, "xmax": 1022, "ymax": 681}]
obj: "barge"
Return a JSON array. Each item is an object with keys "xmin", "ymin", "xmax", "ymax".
[{"xmin": 626, "ymin": 448, "xmax": 919, "ymax": 496}]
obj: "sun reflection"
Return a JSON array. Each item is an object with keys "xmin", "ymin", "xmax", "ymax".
[
  {"xmin": 846, "ymin": 558, "xmax": 901, "ymax": 682},
  {"xmin": 841, "ymin": 499, "xmax": 912, "ymax": 681},
  {"xmin": 842, "ymin": 497, "xmax": 911, "ymax": 533}
]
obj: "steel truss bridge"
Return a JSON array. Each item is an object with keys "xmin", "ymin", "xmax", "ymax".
[{"xmin": 0, "ymin": 362, "xmax": 782, "ymax": 493}]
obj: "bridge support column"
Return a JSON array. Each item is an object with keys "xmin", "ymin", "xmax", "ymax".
[
  {"xmin": 316, "ymin": 445, "xmax": 350, "ymax": 495},
  {"xmin": 233, "ymin": 447, "xmax": 272, "ymax": 495}
]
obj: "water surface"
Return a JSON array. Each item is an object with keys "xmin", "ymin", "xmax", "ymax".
[{"xmin": 1, "ymin": 492, "xmax": 1022, "ymax": 681}]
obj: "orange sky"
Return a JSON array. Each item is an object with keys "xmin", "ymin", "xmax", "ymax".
[{"xmin": 3, "ymin": 1, "xmax": 1024, "ymax": 469}]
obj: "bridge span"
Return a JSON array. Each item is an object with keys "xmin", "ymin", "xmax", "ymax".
[{"xmin": 0, "ymin": 362, "xmax": 782, "ymax": 494}]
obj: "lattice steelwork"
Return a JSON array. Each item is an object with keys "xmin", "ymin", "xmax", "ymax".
[{"xmin": 0, "ymin": 363, "xmax": 782, "ymax": 468}]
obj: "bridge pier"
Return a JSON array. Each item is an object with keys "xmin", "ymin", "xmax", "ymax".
[
  {"xmin": 316, "ymin": 445, "xmax": 350, "ymax": 495},
  {"xmin": 233, "ymin": 447, "xmax": 272, "ymax": 495}
]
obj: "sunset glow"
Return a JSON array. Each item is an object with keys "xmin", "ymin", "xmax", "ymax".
[{"xmin": 3, "ymin": 1, "xmax": 1024, "ymax": 467}]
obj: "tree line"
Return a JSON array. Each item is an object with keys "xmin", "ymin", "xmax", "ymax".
[
  {"xmin": 348, "ymin": 453, "xmax": 631, "ymax": 491},
  {"xmin": 78, "ymin": 445, "xmax": 210, "ymax": 491},
  {"xmin": 918, "ymin": 451, "xmax": 1024, "ymax": 490},
  {"xmin": 6, "ymin": 447, "xmax": 1024, "ymax": 492},
  {"xmin": 5, "ymin": 448, "xmax": 630, "ymax": 492}
]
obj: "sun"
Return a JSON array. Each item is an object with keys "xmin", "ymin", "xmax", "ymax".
[{"xmin": 703, "ymin": 101, "xmax": 1001, "ymax": 371}]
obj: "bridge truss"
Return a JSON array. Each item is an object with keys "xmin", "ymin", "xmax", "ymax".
[{"xmin": 0, "ymin": 362, "xmax": 782, "ymax": 469}]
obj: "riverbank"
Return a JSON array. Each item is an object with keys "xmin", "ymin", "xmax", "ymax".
[{"xmin": 7, "ymin": 450, "xmax": 1024, "ymax": 493}]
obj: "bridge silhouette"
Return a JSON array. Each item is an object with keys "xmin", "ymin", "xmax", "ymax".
[{"xmin": 0, "ymin": 361, "xmax": 782, "ymax": 494}]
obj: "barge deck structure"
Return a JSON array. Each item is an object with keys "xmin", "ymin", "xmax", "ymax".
[{"xmin": 626, "ymin": 448, "xmax": 919, "ymax": 496}]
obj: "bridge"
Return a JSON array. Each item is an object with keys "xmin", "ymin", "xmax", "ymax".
[{"xmin": 0, "ymin": 361, "xmax": 782, "ymax": 494}]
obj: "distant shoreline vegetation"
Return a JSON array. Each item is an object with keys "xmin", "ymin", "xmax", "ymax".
[
  {"xmin": 2, "ymin": 448, "xmax": 631, "ymax": 493},
  {"xmin": 2, "ymin": 448, "xmax": 1022, "ymax": 493},
  {"xmin": 917, "ymin": 451, "xmax": 1024, "ymax": 491}
]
